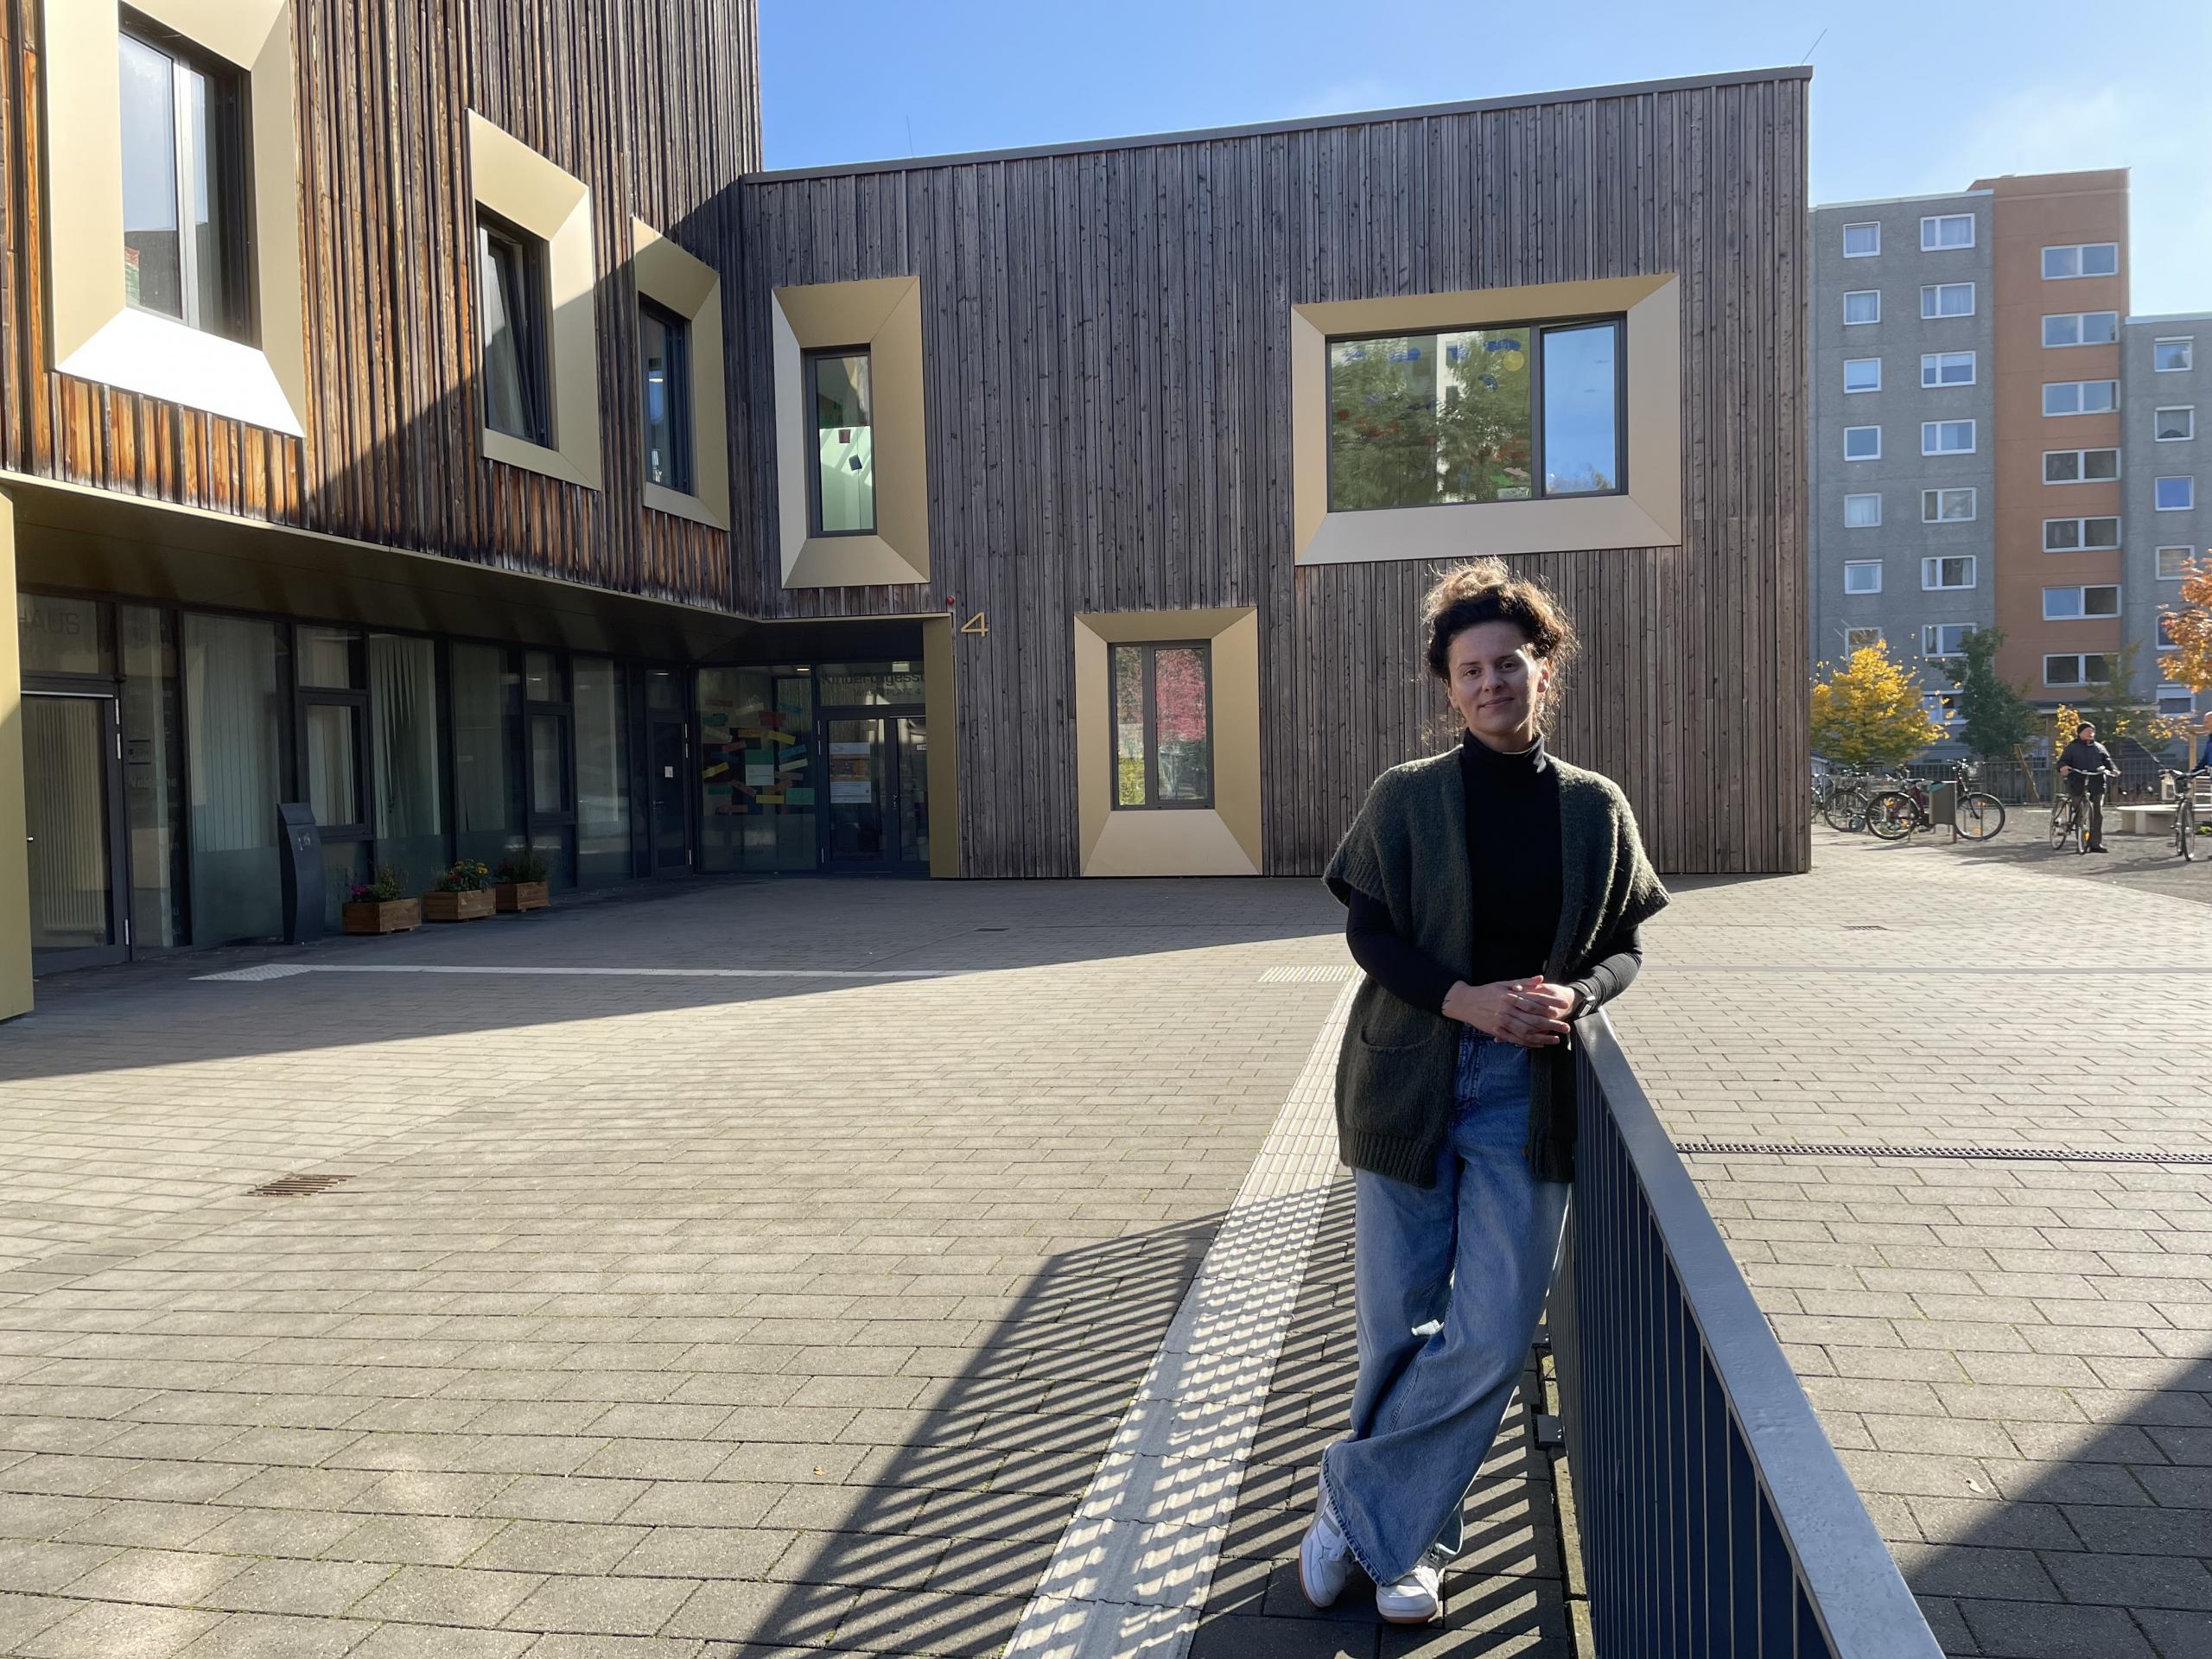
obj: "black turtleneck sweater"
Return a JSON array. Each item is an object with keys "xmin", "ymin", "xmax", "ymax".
[{"xmin": 1344, "ymin": 732, "xmax": 1643, "ymax": 1017}]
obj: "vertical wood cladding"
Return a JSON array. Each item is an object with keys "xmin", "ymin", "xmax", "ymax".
[
  {"xmin": 738, "ymin": 73, "xmax": 1811, "ymax": 876},
  {"xmin": 0, "ymin": 0, "xmax": 758, "ymax": 607}
]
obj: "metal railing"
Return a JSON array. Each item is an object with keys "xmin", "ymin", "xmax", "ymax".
[{"xmin": 1552, "ymin": 1014, "xmax": 1942, "ymax": 1658}]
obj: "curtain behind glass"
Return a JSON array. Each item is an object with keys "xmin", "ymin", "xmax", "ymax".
[
  {"xmin": 371, "ymin": 634, "xmax": 445, "ymax": 892},
  {"xmin": 183, "ymin": 613, "xmax": 283, "ymax": 944},
  {"xmin": 453, "ymin": 641, "xmax": 521, "ymax": 872},
  {"xmin": 575, "ymin": 658, "xmax": 629, "ymax": 882},
  {"xmin": 120, "ymin": 606, "xmax": 185, "ymax": 948}
]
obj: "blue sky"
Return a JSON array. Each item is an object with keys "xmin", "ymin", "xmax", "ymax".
[{"xmin": 760, "ymin": 0, "xmax": 2212, "ymax": 316}]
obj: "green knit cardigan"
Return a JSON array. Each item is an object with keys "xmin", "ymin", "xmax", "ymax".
[{"xmin": 1322, "ymin": 747, "xmax": 1669, "ymax": 1186}]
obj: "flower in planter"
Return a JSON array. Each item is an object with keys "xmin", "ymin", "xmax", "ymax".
[
  {"xmin": 429, "ymin": 861, "xmax": 495, "ymax": 893},
  {"xmin": 349, "ymin": 867, "xmax": 408, "ymax": 904},
  {"xmin": 494, "ymin": 848, "xmax": 551, "ymax": 884}
]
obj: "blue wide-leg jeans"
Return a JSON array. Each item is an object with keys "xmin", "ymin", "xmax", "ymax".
[{"xmin": 1319, "ymin": 1028, "xmax": 1571, "ymax": 1586}]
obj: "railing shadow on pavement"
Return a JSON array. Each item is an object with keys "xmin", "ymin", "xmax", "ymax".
[{"xmin": 1554, "ymin": 1011, "xmax": 1946, "ymax": 1658}]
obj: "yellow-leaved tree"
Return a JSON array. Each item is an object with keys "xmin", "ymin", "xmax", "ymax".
[
  {"xmin": 1810, "ymin": 645, "xmax": 1942, "ymax": 770},
  {"xmin": 2161, "ymin": 556, "xmax": 2212, "ymax": 701}
]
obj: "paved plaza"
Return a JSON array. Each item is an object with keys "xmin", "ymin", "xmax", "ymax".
[{"xmin": 0, "ymin": 830, "xmax": 2202, "ymax": 1657}]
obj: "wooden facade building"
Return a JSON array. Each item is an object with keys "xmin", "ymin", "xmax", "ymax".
[{"xmin": 0, "ymin": 0, "xmax": 1808, "ymax": 1010}]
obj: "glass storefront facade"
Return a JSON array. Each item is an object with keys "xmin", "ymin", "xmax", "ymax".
[{"xmin": 16, "ymin": 592, "xmax": 931, "ymax": 971}]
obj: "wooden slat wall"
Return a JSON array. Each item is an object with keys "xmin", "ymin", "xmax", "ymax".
[
  {"xmin": 736, "ymin": 75, "xmax": 1812, "ymax": 877},
  {"xmin": 0, "ymin": 0, "xmax": 757, "ymax": 609}
]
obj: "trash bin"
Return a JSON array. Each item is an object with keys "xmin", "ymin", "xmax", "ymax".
[
  {"xmin": 277, "ymin": 803, "xmax": 324, "ymax": 945},
  {"xmin": 1929, "ymin": 781, "xmax": 1956, "ymax": 830}
]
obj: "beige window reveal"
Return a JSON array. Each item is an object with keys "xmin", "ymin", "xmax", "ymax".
[
  {"xmin": 41, "ymin": 0, "xmax": 305, "ymax": 434},
  {"xmin": 772, "ymin": 276, "xmax": 930, "ymax": 588},
  {"xmin": 1292, "ymin": 275, "xmax": 1681, "ymax": 564},
  {"xmin": 632, "ymin": 219, "xmax": 728, "ymax": 529},
  {"xmin": 467, "ymin": 111, "xmax": 601, "ymax": 492},
  {"xmin": 1074, "ymin": 610, "xmax": 1261, "ymax": 877}
]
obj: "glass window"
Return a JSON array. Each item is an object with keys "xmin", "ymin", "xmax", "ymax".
[
  {"xmin": 479, "ymin": 213, "xmax": 550, "ymax": 446},
  {"xmin": 1540, "ymin": 321, "xmax": 1621, "ymax": 495},
  {"xmin": 1110, "ymin": 642, "xmax": 1212, "ymax": 810},
  {"xmin": 2043, "ymin": 244, "xmax": 2119, "ymax": 279},
  {"xmin": 1325, "ymin": 326, "xmax": 1535, "ymax": 510},
  {"xmin": 2044, "ymin": 380, "xmax": 2118, "ymax": 416},
  {"xmin": 2043, "ymin": 448, "xmax": 2120, "ymax": 483},
  {"xmin": 1842, "ymin": 358, "xmax": 1880, "ymax": 393},
  {"xmin": 1844, "ymin": 425, "xmax": 1880, "ymax": 461},
  {"xmin": 1844, "ymin": 493, "xmax": 1881, "ymax": 528},
  {"xmin": 2156, "ymin": 408, "xmax": 2195, "ymax": 442},
  {"xmin": 697, "ymin": 667, "xmax": 817, "ymax": 874},
  {"xmin": 2158, "ymin": 614, "xmax": 2179, "ymax": 651},
  {"xmin": 2044, "ymin": 588, "xmax": 2084, "ymax": 620},
  {"xmin": 453, "ymin": 642, "xmax": 522, "ymax": 873},
  {"xmin": 530, "ymin": 712, "xmax": 568, "ymax": 816},
  {"xmin": 1923, "ymin": 556, "xmax": 1974, "ymax": 590},
  {"xmin": 303, "ymin": 702, "xmax": 361, "ymax": 830},
  {"xmin": 1922, "ymin": 625, "xmax": 1972, "ymax": 657},
  {"xmin": 1843, "ymin": 290, "xmax": 1879, "ymax": 325},
  {"xmin": 524, "ymin": 651, "xmax": 562, "ymax": 702},
  {"xmin": 1923, "ymin": 487, "xmax": 1976, "ymax": 522},
  {"xmin": 1920, "ymin": 283, "xmax": 1974, "ymax": 319},
  {"xmin": 368, "ymin": 634, "xmax": 444, "ymax": 893},
  {"xmin": 641, "ymin": 300, "xmax": 692, "ymax": 493},
  {"xmin": 120, "ymin": 605, "xmax": 186, "ymax": 949},
  {"xmin": 16, "ymin": 594, "xmax": 113, "ymax": 677},
  {"xmin": 2160, "ymin": 691, "xmax": 2194, "ymax": 715},
  {"xmin": 2044, "ymin": 517, "xmax": 2121, "ymax": 550},
  {"xmin": 118, "ymin": 26, "xmax": 247, "ymax": 338},
  {"xmin": 296, "ymin": 625, "xmax": 361, "ymax": 689},
  {"xmin": 182, "ymin": 613, "xmax": 283, "ymax": 945},
  {"xmin": 2158, "ymin": 547, "xmax": 2193, "ymax": 581},
  {"xmin": 1920, "ymin": 352, "xmax": 1974, "ymax": 387},
  {"xmin": 2157, "ymin": 476, "xmax": 2196, "ymax": 512},
  {"xmin": 1843, "ymin": 562, "xmax": 1881, "ymax": 594},
  {"xmin": 807, "ymin": 350, "xmax": 876, "ymax": 533},
  {"xmin": 1842, "ymin": 222, "xmax": 1879, "ymax": 257},
  {"xmin": 1844, "ymin": 626, "xmax": 1884, "ymax": 654},
  {"xmin": 2042, "ymin": 312, "xmax": 2119, "ymax": 347},
  {"xmin": 1923, "ymin": 420, "xmax": 1974, "ymax": 455},
  {"xmin": 2154, "ymin": 339, "xmax": 2194, "ymax": 372},
  {"xmin": 1921, "ymin": 214, "xmax": 1974, "ymax": 251},
  {"xmin": 574, "ymin": 658, "xmax": 629, "ymax": 882},
  {"xmin": 2045, "ymin": 654, "xmax": 2082, "ymax": 685}
]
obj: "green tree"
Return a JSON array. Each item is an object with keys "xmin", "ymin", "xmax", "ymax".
[
  {"xmin": 1810, "ymin": 643, "xmax": 1942, "ymax": 769},
  {"xmin": 2082, "ymin": 642, "xmax": 2161, "ymax": 749},
  {"xmin": 1940, "ymin": 628, "xmax": 2036, "ymax": 761}
]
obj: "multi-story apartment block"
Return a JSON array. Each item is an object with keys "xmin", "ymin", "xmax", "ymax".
[
  {"xmin": 0, "ymin": 10, "xmax": 1815, "ymax": 1014},
  {"xmin": 1814, "ymin": 169, "xmax": 2211, "ymax": 741}
]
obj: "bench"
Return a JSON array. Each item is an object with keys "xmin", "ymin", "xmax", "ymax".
[{"xmin": 2114, "ymin": 804, "xmax": 2177, "ymax": 836}]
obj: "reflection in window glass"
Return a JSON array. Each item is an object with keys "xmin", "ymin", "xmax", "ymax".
[
  {"xmin": 575, "ymin": 658, "xmax": 629, "ymax": 881},
  {"xmin": 809, "ymin": 353, "xmax": 875, "ymax": 533},
  {"xmin": 368, "ymin": 634, "xmax": 444, "ymax": 890},
  {"xmin": 453, "ymin": 643, "xmax": 522, "ymax": 872},
  {"xmin": 296, "ymin": 626, "xmax": 359, "ymax": 689},
  {"xmin": 479, "ymin": 216, "xmax": 548, "ymax": 445},
  {"xmin": 1154, "ymin": 647, "xmax": 1212, "ymax": 804},
  {"xmin": 1542, "ymin": 322, "xmax": 1621, "ymax": 494},
  {"xmin": 641, "ymin": 301, "xmax": 692, "ymax": 493},
  {"xmin": 1113, "ymin": 645, "xmax": 1147, "ymax": 808},
  {"xmin": 304, "ymin": 703, "xmax": 360, "ymax": 829},
  {"xmin": 697, "ymin": 668, "xmax": 817, "ymax": 874},
  {"xmin": 524, "ymin": 652, "xmax": 560, "ymax": 702},
  {"xmin": 118, "ymin": 35, "xmax": 182, "ymax": 319},
  {"xmin": 1327, "ymin": 327, "xmax": 1535, "ymax": 511},
  {"xmin": 117, "ymin": 29, "xmax": 242, "ymax": 337},
  {"xmin": 530, "ymin": 712, "xmax": 565, "ymax": 816},
  {"xmin": 120, "ymin": 605, "xmax": 186, "ymax": 949}
]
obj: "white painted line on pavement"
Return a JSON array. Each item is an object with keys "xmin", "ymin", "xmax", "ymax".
[
  {"xmin": 194, "ymin": 963, "xmax": 957, "ymax": 983},
  {"xmin": 1003, "ymin": 981, "xmax": 1356, "ymax": 1659}
]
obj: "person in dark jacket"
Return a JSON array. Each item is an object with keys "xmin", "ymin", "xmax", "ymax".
[
  {"xmin": 1299, "ymin": 559, "xmax": 1666, "ymax": 1626},
  {"xmin": 2058, "ymin": 721, "xmax": 2118, "ymax": 852}
]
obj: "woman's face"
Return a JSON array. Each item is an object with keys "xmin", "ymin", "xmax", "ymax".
[{"xmin": 1446, "ymin": 620, "xmax": 1550, "ymax": 748}]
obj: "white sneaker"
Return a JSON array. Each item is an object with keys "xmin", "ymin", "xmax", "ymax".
[
  {"xmin": 1375, "ymin": 1552, "xmax": 1445, "ymax": 1624},
  {"xmin": 1297, "ymin": 1479, "xmax": 1351, "ymax": 1609}
]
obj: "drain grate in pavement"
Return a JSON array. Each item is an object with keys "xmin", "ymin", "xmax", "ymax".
[
  {"xmin": 248, "ymin": 1173, "xmax": 357, "ymax": 1198},
  {"xmin": 1840, "ymin": 924, "xmax": 1888, "ymax": 931},
  {"xmin": 1257, "ymin": 964, "xmax": 1357, "ymax": 983},
  {"xmin": 197, "ymin": 963, "xmax": 316, "ymax": 982},
  {"xmin": 1676, "ymin": 1140, "xmax": 2212, "ymax": 1167}
]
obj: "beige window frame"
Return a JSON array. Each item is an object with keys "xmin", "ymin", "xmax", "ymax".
[
  {"xmin": 467, "ymin": 111, "xmax": 601, "ymax": 491},
  {"xmin": 41, "ymin": 0, "xmax": 305, "ymax": 433},
  {"xmin": 772, "ymin": 277, "xmax": 929, "ymax": 588},
  {"xmin": 632, "ymin": 219, "xmax": 728, "ymax": 529},
  {"xmin": 1291, "ymin": 276, "xmax": 1681, "ymax": 566}
]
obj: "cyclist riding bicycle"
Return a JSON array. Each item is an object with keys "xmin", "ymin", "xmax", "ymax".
[{"xmin": 2057, "ymin": 721, "xmax": 2119, "ymax": 853}]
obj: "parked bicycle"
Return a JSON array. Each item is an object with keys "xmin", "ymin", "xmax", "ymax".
[
  {"xmin": 1821, "ymin": 769, "xmax": 1902, "ymax": 834},
  {"xmin": 2163, "ymin": 766, "xmax": 2209, "ymax": 862},
  {"xmin": 2049, "ymin": 766, "xmax": 2118, "ymax": 855},
  {"xmin": 1866, "ymin": 764, "xmax": 2005, "ymax": 842}
]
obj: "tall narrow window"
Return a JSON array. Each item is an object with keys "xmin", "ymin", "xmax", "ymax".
[
  {"xmin": 1110, "ymin": 642, "xmax": 1213, "ymax": 810},
  {"xmin": 806, "ymin": 351, "xmax": 876, "ymax": 534},
  {"xmin": 118, "ymin": 22, "xmax": 250, "ymax": 340},
  {"xmin": 1540, "ymin": 320, "xmax": 1622, "ymax": 495},
  {"xmin": 640, "ymin": 300, "xmax": 692, "ymax": 493},
  {"xmin": 478, "ymin": 213, "xmax": 550, "ymax": 447}
]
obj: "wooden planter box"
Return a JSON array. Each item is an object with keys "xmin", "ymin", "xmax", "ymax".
[
  {"xmin": 495, "ymin": 880, "xmax": 550, "ymax": 913},
  {"xmin": 342, "ymin": 898, "xmax": 421, "ymax": 935},
  {"xmin": 423, "ymin": 888, "xmax": 495, "ymax": 923}
]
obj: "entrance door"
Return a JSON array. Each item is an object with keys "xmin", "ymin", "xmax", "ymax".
[
  {"xmin": 649, "ymin": 720, "xmax": 690, "ymax": 873},
  {"xmin": 822, "ymin": 715, "xmax": 891, "ymax": 866},
  {"xmin": 23, "ymin": 693, "xmax": 130, "ymax": 972}
]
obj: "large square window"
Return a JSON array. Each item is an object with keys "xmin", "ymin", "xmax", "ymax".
[
  {"xmin": 1921, "ymin": 283, "xmax": 1974, "ymax": 320},
  {"xmin": 1921, "ymin": 214, "xmax": 1974, "ymax": 251},
  {"xmin": 1845, "ymin": 626, "xmax": 1884, "ymax": 654},
  {"xmin": 2156, "ymin": 408, "xmax": 2195, "ymax": 442},
  {"xmin": 1921, "ymin": 352, "xmax": 1974, "ymax": 388},
  {"xmin": 477, "ymin": 213, "xmax": 550, "ymax": 447},
  {"xmin": 1843, "ymin": 358, "xmax": 1881, "ymax": 393},
  {"xmin": 1111, "ymin": 642, "xmax": 1212, "ymax": 810},
  {"xmin": 1922, "ymin": 624, "xmax": 1973, "ymax": 658},
  {"xmin": 1842, "ymin": 222, "xmax": 1879, "ymax": 257},
  {"xmin": 806, "ymin": 350, "xmax": 876, "ymax": 535},
  {"xmin": 2155, "ymin": 338, "xmax": 2194, "ymax": 372},
  {"xmin": 1323, "ymin": 318, "xmax": 1622, "ymax": 511},
  {"xmin": 1923, "ymin": 556, "xmax": 1975, "ymax": 591},
  {"xmin": 2158, "ymin": 547, "xmax": 2193, "ymax": 581},
  {"xmin": 1923, "ymin": 487, "xmax": 1976, "ymax": 522},
  {"xmin": 118, "ymin": 22, "xmax": 251, "ymax": 340},
  {"xmin": 2158, "ymin": 477, "xmax": 2196, "ymax": 512},
  {"xmin": 640, "ymin": 299, "xmax": 692, "ymax": 493},
  {"xmin": 1844, "ymin": 425, "xmax": 1880, "ymax": 461},
  {"xmin": 1844, "ymin": 493, "xmax": 1882, "ymax": 528},
  {"xmin": 1843, "ymin": 290, "xmax": 1880, "ymax": 325},
  {"xmin": 1923, "ymin": 420, "xmax": 1974, "ymax": 456},
  {"xmin": 1843, "ymin": 561, "xmax": 1881, "ymax": 594}
]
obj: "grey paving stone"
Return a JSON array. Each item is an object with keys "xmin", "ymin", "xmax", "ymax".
[
  {"xmin": 1956, "ymin": 1596, "xmax": 2158, "ymax": 1658},
  {"xmin": 16, "ymin": 1599, "xmax": 226, "ymax": 1658}
]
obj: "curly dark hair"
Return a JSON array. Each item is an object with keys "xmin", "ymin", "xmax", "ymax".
[{"xmin": 1421, "ymin": 558, "xmax": 1579, "ymax": 691}]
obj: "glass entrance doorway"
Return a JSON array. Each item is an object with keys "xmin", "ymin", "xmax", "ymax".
[
  {"xmin": 819, "ymin": 709, "xmax": 928, "ymax": 871},
  {"xmin": 24, "ymin": 693, "xmax": 130, "ymax": 972},
  {"xmin": 649, "ymin": 719, "xmax": 690, "ymax": 873}
]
